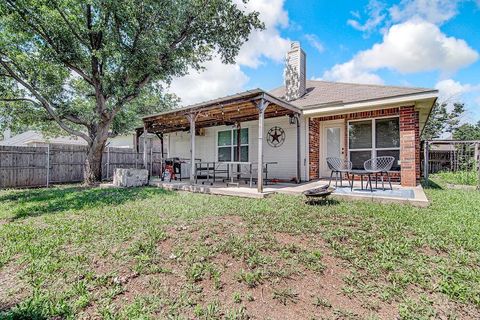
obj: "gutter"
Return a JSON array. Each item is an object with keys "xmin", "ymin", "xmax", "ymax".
[{"xmin": 303, "ymin": 91, "xmax": 439, "ymax": 116}]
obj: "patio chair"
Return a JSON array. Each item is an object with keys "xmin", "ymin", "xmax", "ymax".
[
  {"xmin": 326, "ymin": 157, "xmax": 352, "ymax": 187},
  {"xmin": 364, "ymin": 156, "xmax": 395, "ymax": 190}
]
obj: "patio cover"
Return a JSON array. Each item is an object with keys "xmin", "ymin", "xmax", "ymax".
[
  {"xmin": 141, "ymin": 89, "xmax": 300, "ymax": 134},
  {"xmin": 139, "ymin": 90, "xmax": 302, "ymax": 192}
]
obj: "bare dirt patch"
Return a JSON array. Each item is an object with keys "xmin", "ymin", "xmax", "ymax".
[{"xmin": 0, "ymin": 261, "xmax": 30, "ymax": 313}]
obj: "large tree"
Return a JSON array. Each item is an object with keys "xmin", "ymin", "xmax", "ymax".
[{"xmin": 0, "ymin": 0, "xmax": 263, "ymax": 184}]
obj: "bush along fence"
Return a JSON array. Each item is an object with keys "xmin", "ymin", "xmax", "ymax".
[
  {"xmin": 422, "ymin": 140, "xmax": 480, "ymax": 189},
  {"xmin": 0, "ymin": 144, "xmax": 164, "ymax": 189}
]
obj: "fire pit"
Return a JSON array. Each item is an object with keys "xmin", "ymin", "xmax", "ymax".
[{"xmin": 303, "ymin": 185, "xmax": 336, "ymax": 204}]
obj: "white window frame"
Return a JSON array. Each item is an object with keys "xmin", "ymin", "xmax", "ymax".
[
  {"xmin": 347, "ymin": 115, "xmax": 400, "ymax": 170},
  {"xmin": 216, "ymin": 128, "xmax": 249, "ymax": 162}
]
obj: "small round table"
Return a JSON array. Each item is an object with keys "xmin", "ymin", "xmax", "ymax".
[{"xmin": 348, "ymin": 170, "xmax": 373, "ymax": 192}]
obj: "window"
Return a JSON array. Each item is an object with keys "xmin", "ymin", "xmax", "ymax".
[
  {"xmin": 217, "ymin": 128, "xmax": 249, "ymax": 162},
  {"xmin": 348, "ymin": 117, "xmax": 400, "ymax": 170}
]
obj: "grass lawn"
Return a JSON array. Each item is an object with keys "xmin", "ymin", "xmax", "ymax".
[
  {"xmin": 432, "ymin": 170, "xmax": 479, "ymax": 187},
  {"xmin": 0, "ymin": 181, "xmax": 479, "ymax": 319}
]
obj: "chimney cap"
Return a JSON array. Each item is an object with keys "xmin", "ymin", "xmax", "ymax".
[{"xmin": 290, "ymin": 41, "xmax": 300, "ymax": 50}]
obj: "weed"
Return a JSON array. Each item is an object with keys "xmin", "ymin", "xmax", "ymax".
[
  {"xmin": 236, "ymin": 270, "xmax": 263, "ymax": 288},
  {"xmin": 272, "ymin": 288, "xmax": 299, "ymax": 306}
]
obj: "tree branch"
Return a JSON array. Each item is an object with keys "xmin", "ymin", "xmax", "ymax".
[
  {"xmin": 0, "ymin": 97, "xmax": 38, "ymax": 104},
  {"xmin": 0, "ymin": 59, "xmax": 92, "ymax": 143},
  {"xmin": 51, "ymin": 0, "xmax": 90, "ymax": 49},
  {"xmin": 5, "ymin": 0, "xmax": 94, "ymax": 86}
]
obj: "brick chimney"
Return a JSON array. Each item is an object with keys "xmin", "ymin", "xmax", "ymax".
[{"xmin": 284, "ymin": 42, "xmax": 306, "ymax": 101}]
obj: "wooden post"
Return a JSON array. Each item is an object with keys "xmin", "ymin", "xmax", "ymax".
[
  {"xmin": 143, "ymin": 124, "xmax": 148, "ymax": 170},
  {"xmin": 423, "ymin": 141, "xmax": 429, "ymax": 183},
  {"xmin": 160, "ymin": 134, "xmax": 164, "ymax": 177},
  {"xmin": 296, "ymin": 114, "xmax": 301, "ymax": 183},
  {"xmin": 150, "ymin": 146, "xmax": 153, "ymax": 176},
  {"xmin": 187, "ymin": 113, "xmax": 197, "ymax": 184},
  {"xmin": 154, "ymin": 132, "xmax": 164, "ymax": 177},
  {"xmin": 256, "ymin": 98, "xmax": 268, "ymax": 193},
  {"xmin": 46, "ymin": 144, "xmax": 50, "ymax": 187},
  {"xmin": 236, "ymin": 122, "xmax": 241, "ymax": 180}
]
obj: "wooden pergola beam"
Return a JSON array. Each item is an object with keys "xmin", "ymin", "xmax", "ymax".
[
  {"xmin": 142, "ymin": 89, "xmax": 301, "ymax": 134},
  {"xmin": 146, "ymin": 108, "xmax": 294, "ymax": 134}
]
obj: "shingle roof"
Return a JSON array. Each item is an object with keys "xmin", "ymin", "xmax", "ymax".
[{"xmin": 269, "ymin": 80, "xmax": 437, "ymax": 109}]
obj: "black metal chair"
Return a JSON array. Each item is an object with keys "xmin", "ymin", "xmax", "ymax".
[
  {"xmin": 326, "ymin": 157, "xmax": 352, "ymax": 187},
  {"xmin": 364, "ymin": 156, "xmax": 395, "ymax": 190}
]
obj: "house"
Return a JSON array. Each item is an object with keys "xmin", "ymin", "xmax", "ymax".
[
  {"xmin": 0, "ymin": 130, "xmax": 88, "ymax": 147},
  {"xmin": 142, "ymin": 42, "xmax": 438, "ymax": 192},
  {"xmin": 0, "ymin": 129, "xmax": 162, "ymax": 150}
]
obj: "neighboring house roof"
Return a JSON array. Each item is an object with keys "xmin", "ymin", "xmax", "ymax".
[
  {"xmin": 269, "ymin": 80, "xmax": 437, "ymax": 109},
  {"xmin": 0, "ymin": 130, "xmax": 87, "ymax": 146}
]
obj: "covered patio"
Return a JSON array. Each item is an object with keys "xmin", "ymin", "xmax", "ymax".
[{"xmin": 138, "ymin": 89, "xmax": 303, "ymax": 193}]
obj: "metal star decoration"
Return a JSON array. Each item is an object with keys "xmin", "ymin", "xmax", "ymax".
[{"xmin": 267, "ymin": 126, "xmax": 285, "ymax": 148}]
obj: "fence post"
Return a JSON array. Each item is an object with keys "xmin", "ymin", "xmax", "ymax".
[
  {"xmin": 107, "ymin": 146, "xmax": 110, "ymax": 180},
  {"xmin": 423, "ymin": 141, "xmax": 429, "ymax": 184},
  {"xmin": 46, "ymin": 144, "xmax": 50, "ymax": 188},
  {"xmin": 476, "ymin": 142, "xmax": 480, "ymax": 190}
]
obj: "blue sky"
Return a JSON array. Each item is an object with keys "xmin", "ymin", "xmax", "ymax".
[{"xmin": 170, "ymin": 0, "xmax": 480, "ymax": 123}]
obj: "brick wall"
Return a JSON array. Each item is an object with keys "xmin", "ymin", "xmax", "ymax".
[
  {"xmin": 308, "ymin": 118, "xmax": 320, "ymax": 179},
  {"xmin": 399, "ymin": 106, "xmax": 420, "ymax": 187},
  {"xmin": 308, "ymin": 107, "xmax": 420, "ymax": 186}
]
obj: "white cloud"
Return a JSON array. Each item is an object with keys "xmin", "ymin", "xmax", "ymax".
[
  {"xmin": 348, "ymin": 0, "xmax": 468, "ymax": 36},
  {"xmin": 304, "ymin": 34, "xmax": 325, "ymax": 53},
  {"xmin": 389, "ymin": 0, "xmax": 460, "ymax": 25},
  {"xmin": 435, "ymin": 79, "xmax": 480, "ymax": 121},
  {"xmin": 234, "ymin": 0, "xmax": 290, "ymax": 68},
  {"xmin": 168, "ymin": 60, "xmax": 249, "ymax": 106},
  {"xmin": 321, "ymin": 61, "xmax": 384, "ymax": 85},
  {"xmin": 322, "ymin": 20, "xmax": 479, "ymax": 83},
  {"xmin": 169, "ymin": 0, "xmax": 290, "ymax": 105},
  {"xmin": 435, "ymin": 79, "xmax": 480, "ymax": 102},
  {"xmin": 436, "ymin": 79, "xmax": 472, "ymax": 100},
  {"xmin": 347, "ymin": 0, "xmax": 387, "ymax": 34},
  {"xmin": 358, "ymin": 21, "xmax": 478, "ymax": 73}
]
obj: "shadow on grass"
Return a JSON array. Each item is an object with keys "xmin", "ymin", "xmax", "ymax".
[
  {"xmin": 422, "ymin": 179, "xmax": 443, "ymax": 190},
  {"xmin": 305, "ymin": 199, "xmax": 340, "ymax": 206},
  {"xmin": 1, "ymin": 186, "xmax": 174, "ymax": 221}
]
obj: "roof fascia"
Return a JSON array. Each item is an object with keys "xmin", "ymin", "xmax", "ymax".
[{"xmin": 303, "ymin": 92, "xmax": 438, "ymax": 116}]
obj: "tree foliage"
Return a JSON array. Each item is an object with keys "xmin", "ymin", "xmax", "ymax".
[
  {"xmin": 0, "ymin": 0, "xmax": 263, "ymax": 183},
  {"xmin": 422, "ymin": 102, "xmax": 465, "ymax": 140},
  {"xmin": 453, "ymin": 121, "xmax": 480, "ymax": 141}
]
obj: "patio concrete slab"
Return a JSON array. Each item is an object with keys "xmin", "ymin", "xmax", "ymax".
[{"xmin": 149, "ymin": 178, "xmax": 429, "ymax": 207}]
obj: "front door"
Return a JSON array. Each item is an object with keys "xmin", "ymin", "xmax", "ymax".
[{"xmin": 320, "ymin": 120, "xmax": 345, "ymax": 177}]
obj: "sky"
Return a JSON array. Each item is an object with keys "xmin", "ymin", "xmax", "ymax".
[{"xmin": 169, "ymin": 0, "xmax": 480, "ymax": 123}]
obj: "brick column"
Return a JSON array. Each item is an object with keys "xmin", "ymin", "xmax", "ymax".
[
  {"xmin": 308, "ymin": 118, "xmax": 320, "ymax": 180},
  {"xmin": 400, "ymin": 106, "xmax": 420, "ymax": 187}
]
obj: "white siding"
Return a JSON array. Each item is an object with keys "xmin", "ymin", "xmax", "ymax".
[{"xmin": 166, "ymin": 116, "xmax": 308, "ymax": 181}]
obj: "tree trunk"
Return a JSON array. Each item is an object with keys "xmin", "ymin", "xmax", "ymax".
[{"xmin": 84, "ymin": 123, "xmax": 110, "ymax": 185}]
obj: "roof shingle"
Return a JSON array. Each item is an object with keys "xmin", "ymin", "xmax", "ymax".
[{"xmin": 269, "ymin": 80, "xmax": 437, "ymax": 109}]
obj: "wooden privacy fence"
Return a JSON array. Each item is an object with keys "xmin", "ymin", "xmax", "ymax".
[{"xmin": 0, "ymin": 145, "xmax": 164, "ymax": 189}]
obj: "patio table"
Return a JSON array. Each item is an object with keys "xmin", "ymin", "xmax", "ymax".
[
  {"xmin": 348, "ymin": 169, "xmax": 373, "ymax": 192},
  {"xmin": 223, "ymin": 161, "xmax": 253, "ymax": 187},
  {"xmin": 194, "ymin": 161, "xmax": 229, "ymax": 185}
]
